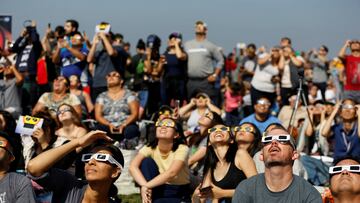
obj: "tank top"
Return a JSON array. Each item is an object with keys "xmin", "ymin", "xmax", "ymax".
[{"xmin": 211, "ymin": 161, "xmax": 246, "ymax": 203}]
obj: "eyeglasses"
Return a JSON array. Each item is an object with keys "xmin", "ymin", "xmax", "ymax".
[
  {"xmin": 208, "ymin": 126, "xmax": 230, "ymax": 133},
  {"xmin": 342, "ymin": 104, "xmax": 355, "ymax": 110},
  {"xmin": 257, "ymin": 99, "xmax": 270, "ymax": 106},
  {"xmin": 107, "ymin": 73, "xmax": 120, "ymax": 78},
  {"xmin": 159, "ymin": 110, "xmax": 172, "ymax": 116},
  {"xmin": 233, "ymin": 126, "xmax": 255, "ymax": 133},
  {"xmin": 329, "ymin": 165, "xmax": 360, "ymax": 174},
  {"xmin": 82, "ymin": 153, "xmax": 122, "ymax": 169},
  {"xmin": 155, "ymin": 119, "xmax": 176, "ymax": 128},
  {"xmin": 197, "ymin": 96, "xmax": 207, "ymax": 99},
  {"xmin": 262, "ymin": 134, "xmax": 291, "ymax": 145},
  {"xmin": 0, "ymin": 140, "xmax": 13, "ymax": 157},
  {"xmin": 57, "ymin": 108, "xmax": 71, "ymax": 116}
]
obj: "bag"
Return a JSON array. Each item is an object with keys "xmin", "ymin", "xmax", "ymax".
[{"xmin": 136, "ymin": 58, "xmax": 144, "ymax": 74}]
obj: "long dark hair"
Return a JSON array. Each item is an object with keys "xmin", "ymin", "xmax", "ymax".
[
  {"xmin": 56, "ymin": 103, "xmax": 85, "ymax": 129},
  {"xmin": 237, "ymin": 122, "xmax": 261, "ymax": 157},
  {"xmin": 188, "ymin": 111, "xmax": 224, "ymax": 147},
  {"xmin": 147, "ymin": 118, "xmax": 187, "ymax": 151},
  {"xmin": 203, "ymin": 125, "xmax": 237, "ymax": 177},
  {"xmin": 33, "ymin": 111, "xmax": 58, "ymax": 147}
]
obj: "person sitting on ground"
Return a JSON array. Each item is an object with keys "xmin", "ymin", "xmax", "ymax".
[
  {"xmin": 240, "ymin": 96, "xmax": 281, "ymax": 134},
  {"xmin": 179, "ymin": 92, "xmax": 221, "ymax": 135},
  {"xmin": 322, "ymin": 98, "xmax": 360, "ymax": 159},
  {"xmin": 27, "ymin": 130, "xmax": 123, "ymax": 203},
  {"xmin": 32, "ymin": 75, "xmax": 82, "ymax": 118},
  {"xmin": 95, "ymin": 70, "xmax": 140, "ymax": 144},
  {"xmin": 0, "ymin": 131, "xmax": 36, "ymax": 202},
  {"xmin": 55, "ymin": 103, "xmax": 87, "ymax": 140},
  {"xmin": 193, "ymin": 123, "xmax": 257, "ymax": 203},
  {"xmin": 232, "ymin": 125, "xmax": 321, "ymax": 203},
  {"xmin": 233, "ymin": 122, "xmax": 262, "ymax": 157},
  {"xmin": 129, "ymin": 117, "xmax": 191, "ymax": 203},
  {"xmin": 329, "ymin": 156, "xmax": 360, "ymax": 203},
  {"xmin": 69, "ymin": 75, "xmax": 94, "ymax": 120}
]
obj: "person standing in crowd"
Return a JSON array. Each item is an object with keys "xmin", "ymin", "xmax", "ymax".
[
  {"xmin": 0, "ymin": 131, "xmax": 36, "ymax": 202},
  {"xmin": 27, "ymin": 130, "xmax": 124, "ymax": 203},
  {"xmin": 224, "ymin": 81, "xmax": 243, "ymax": 126},
  {"xmin": 129, "ymin": 117, "xmax": 191, "ymax": 203},
  {"xmin": 329, "ymin": 156, "xmax": 360, "ymax": 203},
  {"xmin": 87, "ymin": 22, "xmax": 129, "ymax": 101},
  {"xmin": 52, "ymin": 31, "xmax": 89, "ymax": 92},
  {"xmin": 130, "ymin": 39, "xmax": 148, "ymax": 119},
  {"xmin": 184, "ymin": 20, "xmax": 224, "ymax": 103},
  {"xmin": 240, "ymin": 96, "xmax": 281, "ymax": 133},
  {"xmin": 32, "ymin": 75, "xmax": 81, "ymax": 117},
  {"xmin": 143, "ymin": 34, "xmax": 164, "ymax": 117},
  {"xmin": 238, "ymin": 43, "xmax": 257, "ymax": 84},
  {"xmin": 321, "ymin": 99, "xmax": 360, "ymax": 159},
  {"xmin": 280, "ymin": 45, "xmax": 304, "ymax": 106},
  {"xmin": 232, "ymin": 125, "xmax": 321, "ymax": 203},
  {"xmin": 0, "ymin": 64, "xmax": 24, "ymax": 118},
  {"xmin": 161, "ymin": 32, "xmax": 187, "ymax": 107},
  {"xmin": 309, "ymin": 45, "xmax": 329, "ymax": 100},
  {"xmin": 338, "ymin": 40, "xmax": 360, "ymax": 104},
  {"xmin": 250, "ymin": 46, "xmax": 283, "ymax": 107},
  {"xmin": 64, "ymin": 19, "xmax": 79, "ymax": 37},
  {"xmin": 95, "ymin": 70, "xmax": 140, "ymax": 143},
  {"xmin": 278, "ymin": 94, "xmax": 307, "ymax": 129},
  {"xmin": 9, "ymin": 20, "xmax": 42, "ymax": 114}
]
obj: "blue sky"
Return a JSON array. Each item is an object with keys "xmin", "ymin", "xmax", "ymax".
[{"xmin": 1, "ymin": 0, "xmax": 360, "ymax": 57}]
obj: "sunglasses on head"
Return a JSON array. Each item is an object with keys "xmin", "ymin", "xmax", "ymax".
[
  {"xmin": 155, "ymin": 119, "xmax": 176, "ymax": 128},
  {"xmin": 0, "ymin": 140, "xmax": 13, "ymax": 157},
  {"xmin": 233, "ymin": 126, "xmax": 255, "ymax": 133},
  {"xmin": 329, "ymin": 165, "xmax": 360, "ymax": 174},
  {"xmin": 257, "ymin": 99, "xmax": 270, "ymax": 106},
  {"xmin": 261, "ymin": 134, "xmax": 291, "ymax": 145},
  {"xmin": 208, "ymin": 126, "xmax": 230, "ymax": 133},
  {"xmin": 82, "ymin": 153, "xmax": 122, "ymax": 169}
]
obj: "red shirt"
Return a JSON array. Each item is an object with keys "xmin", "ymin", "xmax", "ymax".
[{"xmin": 344, "ymin": 55, "xmax": 360, "ymax": 90}]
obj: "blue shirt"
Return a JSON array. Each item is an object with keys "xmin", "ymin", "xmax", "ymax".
[
  {"xmin": 240, "ymin": 114, "xmax": 282, "ymax": 134},
  {"xmin": 331, "ymin": 123, "xmax": 360, "ymax": 159}
]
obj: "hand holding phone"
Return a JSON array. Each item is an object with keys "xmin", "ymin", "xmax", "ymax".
[{"xmin": 199, "ymin": 186, "xmax": 212, "ymax": 194}]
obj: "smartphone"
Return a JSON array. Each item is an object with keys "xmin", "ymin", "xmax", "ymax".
[
  {"xmin": 199, "ymin": 186, "xmax": 212, "ymax": 193},
  {"xmin": 175, "ymin": 100, "xmax": 180, "ymax": 109},
  {"xmin": 111, "ymin": 127, "xmax": 122, "ymax": 134},
  {"xmin": 48, "ymin": 23, "xmax": 51, "ymax": 29}
]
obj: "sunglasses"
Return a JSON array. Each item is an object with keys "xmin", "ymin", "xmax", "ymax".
[
  {"xmin": 155, "ymin": 119, "xmax": 176, "ymax": 128},
  {"xmin": 257, "ymin": 99, "xmax": 270, "ymax": 106},
  {"xmin": 82, "ymin": 153, "xmax": 122, "ymax": 169},
  {"xmin": 329, "ymin": 165, "xmax": 360, "ymax": 174},
  {"xmin": 0, "ymin": 140, "xmax": 13, "ymax": 157},
  {"xmin": 107, "ymin": 73, "xmax": 120, "ymax": 78},
  {"xmin": 342, "ymin": 104, "xmax": 355, "ymax": 110},
  {"xmin": 233, "ymin": 126, "xmax": 255, "ymax": 133},
  {"xmin": 57, "ymin": 108, "xmax": 71, "ymax": 116},
  {"xmin": 197, "ymin": 95, "xmax": 207, "ymax": 99},
  {"xmin": 262, "ymin": 134, "xmax": 291, "ymax": 145},
  {"xmin": 208, "ymin": 126, "xmax": 230, "ymax": 133}
]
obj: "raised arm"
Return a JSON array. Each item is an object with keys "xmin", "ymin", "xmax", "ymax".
[
  {"xmin": 321, "ymin": 102, "xmax": 341, "ymax": 137},
  {"xmin": 338, "ymin": 40, "xmax": 351, "ymax": 59},
  {"xmin": 27, "ymin": 130, "xmax": 112, "ymax": 177},
  {"xmin": 87, "ymin": 34, "xmax": 100, "ymax": 63},
  {"xmin": 99, "ymin": 32, "xmax": 117, "ymax": 57}
]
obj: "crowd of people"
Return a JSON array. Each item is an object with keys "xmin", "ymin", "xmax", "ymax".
[{"xmin": 0, "ymin": 18, "xmax": 360, "ymax": 202}]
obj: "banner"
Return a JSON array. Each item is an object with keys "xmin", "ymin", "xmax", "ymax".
[{"xmin": 0, "ymin": 16, "xmax": 12, "ymax": 49}]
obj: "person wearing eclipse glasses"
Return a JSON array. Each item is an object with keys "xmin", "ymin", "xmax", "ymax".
[
  {"xmin": 27, "ymin": 130, "xmax": 124, "ymax": 202},
  {"xmin": 239, "ymin": 96, "xmax": 282, "ymax": 134},
  {"xmin": 0, "ymin": 131, "xmax": 36, "ymax": 202},
  {"xmin": 232, "ymin": 125, "xmax": 321, "ymax": 203},
  {"xmin": 322, "ymin": 98, "xmax": 360, "ymax": 159},
  {"xmin": 329, "ymin": 156, "xmax": 360, "ymax": 203}
]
